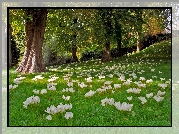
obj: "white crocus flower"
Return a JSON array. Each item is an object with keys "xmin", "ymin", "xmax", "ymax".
[
  {"xmin": 62, "ymin": 95, "xmax": 70, "ymax": 101},
  {"xmin": 146, "ymin": 79, "xmax": 153, "ymax": 84},
  {"xmin": 84, "ymin": 90, "xmax": 96, "ymax": 97},
  {"xmin": 64, "ymin": 112, "xmax": 73, "ymax": 119},
  {"xmin": 146, "ymin": 93, "xmax": 153, "ymax": 98},
  {"xmin": 158, "ymin": 83, "xmax": 168, "ymax": 89},
  {"xmin": 46, "ymin": 115, "xmax": 52, "ymax": 120},
  {"xmin": 41, "ymin": 89, "xmax": 47, "ymax": 94},
  {"xmin": 157, "ymin": 90, "xmax": 165, "ymax": 96},
  {"xmin": 138, "ymin": 97, "xmax": 147, "ymax": 104},
  {"xmin": 127, "ymin": 96, "xmax": 133, "ymax": 101},
  {"xmin": 114, "ymin": 84, "xmax": 121, "ymax": 89},
  {"xmin": 33, "ymin": 89, "xmax": 40, "ymax": 94},
  {"xmin": 139, "ymin": 77, "xmax": 146, "ymax": 81},
  {"xmin": 23, "ymin": 95, "xmax": 40, "ymax": 109},
  {"xmin": 153, "ymin": 95, "xmax": 164, "ymax": 102}
]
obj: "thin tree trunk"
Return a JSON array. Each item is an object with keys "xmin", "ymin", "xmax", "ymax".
[
  {"xmin": 16, "ymin": 9, "xmax": 47, "ymax": 73},
  {"xmin": 70, "ymin": 32, "xmax": 78, "ymax": 63},
  {"xmin": 136, "ymin": 9, "xmax": 143, "ymax": 52},
  {"xmin": 9, "ymin": 24, "xmax": 12, "ymax": 68}
]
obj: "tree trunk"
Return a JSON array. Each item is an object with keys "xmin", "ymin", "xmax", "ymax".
[
  {"xmin": 16, "ymin": 9, "xmax": 47, "ymax": 73},
  {"xmin": 101, "ymin": 42, "xmax": 111, "ymax": 62},
  {"xmin": 70, "ymin": 32, "xmax": 78, "ymax": 63},
  {"xmin": 9, "ymin": 24, "xmax": 12, "ymax": 68},
  {"xmin": 71, "ymin": 46, "xmax": 78, "ymax": 63},
  {"xmin": 136, "ymin": 9, "xmax": 143, "ymax": 52},
  {"xmin": 137, "ymin": 32, "xmax": 143, "ymax": 52},
  {"xmin": 2, "ymin": 20, "xmax": 6, "ymax": 69}
]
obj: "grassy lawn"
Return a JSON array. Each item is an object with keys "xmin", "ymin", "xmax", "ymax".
[{"xmin": 8, "ymin": 40, "xmax": 171, "ymax": 126}]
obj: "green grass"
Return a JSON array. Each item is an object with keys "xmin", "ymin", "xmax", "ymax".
[{"xmin": 9, "ymin": 40, "xmax": 171, "ymax": 126}]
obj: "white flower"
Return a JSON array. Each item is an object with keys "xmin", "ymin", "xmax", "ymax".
[
  {"xmin": 127, "ymin": 96, "xmax": 132, "ymax": 101},
  {"xmin": 114, "ymin": 84, "xmax": 121, "ymax": 89},
  {"xmin": 45, "ymin": 105, "xmax": 57, "ymax": 114},
  {"xmin": 153, "ymin": 95, "xmax": 164, "ymax": 102},
  {"xmin": 104, "ymin": 81, "xmax": 112, "ymax": 85},
  {"xmin": 32, "ymin": 75, "xmax": 43, "ymax": 81},
  {"xmin": 158, "ymin": 83, "xmax": 168, "ymax": 89},
  {"xmin": 151, "ymin": 69, "xmax": 155, "ymax": 72},
  {"xmin": 157, "ymin": 90, "xmax": 165, "ymax": 96},
  {"xmin": 146, "ymin": 93, "xmax": 153, "ymax": 98},
  {"xmin": 47, "ymin": 83, "xmax": 57, "ymax": 90},
  {"xmin": 138, "ymin": 97, "xmax": 147, "ymax": 104},
  {"xmin": 114, "ymin": 101, "xmax": 133, "ymax": 111},
  {"xmin": 78, "ymin": 82, "xmax": 87, "ymax": 88},
  {"xmin": 23, "ymin": 95, "xmax": 40, "ymax": 108},
  {"xmin": 146, "ymin": 79, "xmax": 153, "ymax": 83},
  {"xmin": 86, "ymin": 77, "xmax": 92, "ymax": 83},
  {"xmin": 101, "ymin": 98, "xmax": 115, "ymax": 106},
  {"xmin": 126, "ymin": 88, "xmax": 141, "ymax": 94},
  {"xmin": 33, "ymin": 89, "xmax": 40, "ymax": 94},
  {"xmin": 139, "ymin": 77, "xmax": 146, "ymax": 81},
  {"xmin": 41, "ymin": 89, "xmax": 47, "ymax": 94},
  {"xmin": 67, "ymin": 82, "xmax": 73, "ymax": 87},
  {"xmin": 62, "ymin": 95, "xmax": 70, "ymax": 101},
  {"xmin": 84, "ymin": 90, "xmax": 96, "ymax": 97},
  {"xmin": 9, "ymin": 84, "xmax": 18, "ymax": 89},
  {"xmin": 46, "ymin": 115, "xmax": 52, "ymax": 120},
  {"xmin": 98, "ymin": 76, "xmax": 105, "ymax": 79},
  {"xmin": 64, "ymin": 112, "xmax": 73, "ymax": 119}
]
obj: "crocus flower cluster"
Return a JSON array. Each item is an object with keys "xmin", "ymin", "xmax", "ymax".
[
  {"xmin": 158, "ymin": 83, "xmax": 168, "ymax": 89},
  {"xmin": 14, "ymin": 77, "xmax": 26, "ymax": 84},
  {"xmin": 33, "ymin": 89, "xmax": 47, "ymax": 94},
  {"xmin": 101, "ymin": 97, "xmax": 133, "ymax": 111},
  {"xmin": 126, "ymin": 88, "xmax": 141, "ymax": 94},
  {"xmin": 45, "ymin": 103, "xmax": 72, "ymax": 114},
  {"xmin": 23, "ymin": 95, "xmax": 40, "ymax": 108},
  {"xmin": 114, "ymin": 101, "xmax": 133, "ymax": 111},
  {"xmin": 62, "ymin": 88, "xmax": 75, "ymax": 93},
  {"xmin": 84, "ymin": 90, "xmax": 96, "ymax": 97},
  {"xmin": 9, "ymin": 84, "xmax": 18, "ymax": 89},
  {"xmin": 32, "ymin": 75, "xmax": 44, "ymax": 81},
  {"xmin": 101, "ymin": 97, "xmax": 115, "ymax": 106}
]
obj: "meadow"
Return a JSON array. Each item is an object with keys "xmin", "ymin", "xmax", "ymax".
[{"xmin": 9, "ymin": 40, "xmax": 171, "ymax": 126}]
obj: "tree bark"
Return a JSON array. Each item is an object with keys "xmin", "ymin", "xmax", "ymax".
[
  {"xmin": 101, "ymin": 42, "xmax": 111, "ymax": 62},
  {"xmin": 16, "ymin": 9, "xmax": 47, "ymax": 73},
  {"xmin": 70, "ymin": 32, "xmax": 78, "ymax": 63},
  {"xmin": 9, "ymin": 24, "xmax": 12, "ymax": 68},
  {"xmin": 136, "ymin": 9, "xmax": 143, "ymax": 52},
  {"xmin": 71, "ymin": 46, "xmax": 78, "ymax": 63}
]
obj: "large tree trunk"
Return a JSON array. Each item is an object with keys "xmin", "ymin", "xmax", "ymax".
[
  {"xmin": 9, "ymin": 24, "xmax": 12, "ymax": 68},
  {"xmin": 101, "ymin": 42, "xmax": 111, "ymax": 62},
  {"xmin": 2, "ymin": 21, "xmax": 6, "ymax": 69},
  {"xmin": 16, "ymin": 9, "xmax": 47, "ymax": 73}
]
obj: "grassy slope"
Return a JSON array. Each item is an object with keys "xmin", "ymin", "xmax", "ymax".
[{"xmin": 8, "ymin": 40, "xmax": 171, "ymax": 126}]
